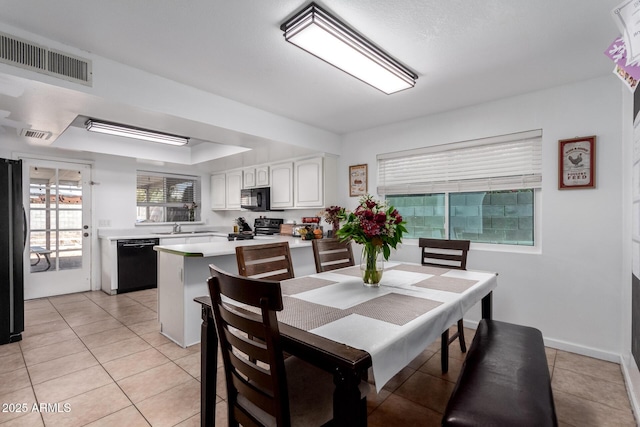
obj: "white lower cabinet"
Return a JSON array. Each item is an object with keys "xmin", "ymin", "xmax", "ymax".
[
  {"xmin": 160, "ymin": 237, "xmax": 186, "ymax": 245},
  {"xmin": 185, "ymin": 236, "xmax": 211, "ymax": 244}
]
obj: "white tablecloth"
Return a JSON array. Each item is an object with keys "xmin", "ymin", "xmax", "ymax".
[{"xmin": 278, "ymin": 262, "xmax": 498, "ymax": 392}]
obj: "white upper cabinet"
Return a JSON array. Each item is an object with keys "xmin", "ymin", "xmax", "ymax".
[
  {"xmin": 270, "ymin": 162, "xmax": 294, "ymax": 209},
  {"xmin": 211, "ymin": 156, "xmax": 335, "ymax": 210},
  {"xmin": 226, "ymin": 170, "xmax": 243, "ymax": 209},
  {"xmin": 243, "ymin": 168, "xmax": 256, "ymax": 189},
  {"xmin": 256, "ymin": 166, "xmax": 269, "ymax": 187},
  {"xmin": 210, "ymin": 173, "xmax": 226, "ymax": 209},
  {"xmin": 294, "ymin": 157, "xmax": 324, "ymax": 207}
]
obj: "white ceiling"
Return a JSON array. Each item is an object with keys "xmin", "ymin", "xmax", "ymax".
[{"xmin": 0, "ymin": 0, "xmax": 623, "ymax": 163}]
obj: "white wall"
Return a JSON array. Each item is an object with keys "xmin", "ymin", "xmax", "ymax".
[{"xmin": 339, "ymin": 75, "xmax": 624, "ymax": 360}]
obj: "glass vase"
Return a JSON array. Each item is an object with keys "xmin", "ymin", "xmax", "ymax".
[{"xmin": 361, "ymin": 244, "xmax": 384, "ymax": 287}]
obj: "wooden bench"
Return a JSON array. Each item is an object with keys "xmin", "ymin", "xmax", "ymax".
[
  {"xmin": 442, "ymin": 319, "xmax": 558, "ymax": 427},
  {"xmin": 30, "ymin": 246, "xmax": 52, "ymax": 270}
]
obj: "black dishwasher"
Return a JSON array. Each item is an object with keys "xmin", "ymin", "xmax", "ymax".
[{"xmin": 117, "ymin": 238, "xmax": 159, "ymax": 294}]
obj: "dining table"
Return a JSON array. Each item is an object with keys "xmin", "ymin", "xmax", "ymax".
[{"xmin": 195, "ymin": 261, "xmax": 497, "ymax": 427}]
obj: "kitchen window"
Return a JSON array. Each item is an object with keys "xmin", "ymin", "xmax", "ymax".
[
  {"xmin": 377, "ymin": 130, "xmax": 542, "ymax": 246},
  {"xmin": 136, "ymin": 171, "xmax": 201, "ymax": 223}
]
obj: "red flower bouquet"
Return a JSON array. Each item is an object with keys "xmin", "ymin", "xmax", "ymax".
[{"xmin": 336, "ymin": 195, "xmax": 406, "ymax": 285}]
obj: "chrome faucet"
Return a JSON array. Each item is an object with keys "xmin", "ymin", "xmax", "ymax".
[{"xmin": 173, "ymin": 223, "xmax": 181, "ymax": 233}]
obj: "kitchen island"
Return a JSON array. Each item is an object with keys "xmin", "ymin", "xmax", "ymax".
[
  {"xmin": 99, "ymin": 229, "xmax": 225, "ymax": 295},
  {"xmin": 153, "ymin": 235, "xmax": 316, "ymax": 347}
]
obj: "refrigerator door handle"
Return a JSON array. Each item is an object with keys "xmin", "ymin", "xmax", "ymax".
[{"xmin": 22, "ymin": 206, "xmax": 27, "ymax": 252}]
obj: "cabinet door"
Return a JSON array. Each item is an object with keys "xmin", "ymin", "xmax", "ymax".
[
  {"xmin": 185, "ymin": 236, "xmax": 210, "ymax": 244},
  {"xmin": 160, "ymin": 237, "xmax": 187, "ymax": 245},
  {"xmin": 243, "ymin": 168, "xmax": 256, "ymax": 189},
  {"xmin": 295, "ymin": 157, "xmax": 324, "ymax": 207},
  {"xmin": 226, "ymin": 171, "xmax": 243, "ymax": 209},
  {"xmin": 270, "ymin": 162, "xmax": 294, "ymax": 209},
  {"xmin": 210, "ymin": 174, "xmax": 226, "ymax": 209},
  {"xmin": 256, "ymin": 166, "xmax": 269, "ymax": 187}
]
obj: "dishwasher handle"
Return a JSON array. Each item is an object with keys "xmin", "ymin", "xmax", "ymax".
[{"xmin": 117, "ymin": 239, "xmax": 160, "ymax": 249}]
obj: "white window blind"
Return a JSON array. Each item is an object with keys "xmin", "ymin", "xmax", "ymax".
[
  {"xmin": 136, "ymin": 171, "xmax": 200, "ymax": 207},
  {"xmin": 377, "ymin": 130, "xmax": 542, "ymax": 195}
]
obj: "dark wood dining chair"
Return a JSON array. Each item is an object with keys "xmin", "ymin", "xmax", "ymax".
[
  {"xmin": 208, "ymin": 264, "xmax": 363, "ymax": 426},
  {"xmin": 236, "ymin": 241, "xmax": 295, "ymax": 280},
  {"xmin": 311, "ymin": 238, "xmax": 355, "ymax": 273},
  {"xmin": 418, "ymin": 238, "xmax": 471, "ymax": 374}
]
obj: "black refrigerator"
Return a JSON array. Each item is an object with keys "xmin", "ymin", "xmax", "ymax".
[{"xmin": 0, "ymin": 158, "xmax": 24, "ymax": 345}]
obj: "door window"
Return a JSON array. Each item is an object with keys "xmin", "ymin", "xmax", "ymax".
[{"xmin": 29, "ymin": 167, "xmax": 84, "ymax": 272}]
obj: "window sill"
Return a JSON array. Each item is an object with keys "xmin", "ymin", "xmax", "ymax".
[{"xmin": 401, "ymin": 238, "xmax": 541, "ymax": 255}]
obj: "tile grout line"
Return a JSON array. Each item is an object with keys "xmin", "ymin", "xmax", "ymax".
[
  {"xmin": 14, "ymin": 339, "xmax": 46, "ymax": 426},
  {"xmin": 79, "ymin": 293, "xmax": 156, "ymax": 427},
  {"xmin": 79, "ymin": 290, "xmax": 199, "ymax": 426},
  {"xmin": 25, "ymin": 292, "xmax": 149, "ymax": 427},
  {"xmin": 19, "ymin": 293, "xmax": 99, "ymax": 426}
]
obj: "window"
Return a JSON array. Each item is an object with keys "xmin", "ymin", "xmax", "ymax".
[
  {"xmin": 378, "ymin": 130, "xmax": 541, "ymax": 246},
  {"xmin": 136, "ymin": 171, "xmax": 201, "ymax": 223}
]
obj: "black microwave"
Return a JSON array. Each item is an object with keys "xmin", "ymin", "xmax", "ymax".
[{"xmin": 240, "ymin": 187, "xmax": 271, "ymax": 211}]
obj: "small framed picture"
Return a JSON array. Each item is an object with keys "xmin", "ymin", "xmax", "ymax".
[
  {"xmin": 349, "ymin": 164, "xmax": 368, "ymax": 197},
  {"xmin": 559, "ymin": 136, "xmax": 596, "ymax": 189}
]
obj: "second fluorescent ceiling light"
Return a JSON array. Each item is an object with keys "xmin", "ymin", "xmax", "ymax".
[
  {"xmin": 281, "ymin": 2, "xmax": 417, "ymax": 94},
  {"xmin": 85, "ymin": 119, "xmax": 189, "ymax": 146}
]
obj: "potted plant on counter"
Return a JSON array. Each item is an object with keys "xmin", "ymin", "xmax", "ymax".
[
  {"xmin": 184, "ymin": 202, "xmax": 198, "ymax": 222},
  {"xmin": 320, "ymin": 205, "xmax": 346, "ymax": 237}
]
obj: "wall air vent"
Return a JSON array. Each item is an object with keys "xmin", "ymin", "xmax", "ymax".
[
  {"xmin": 19, "ymin": 128, "xmax": 52, "ymax": 140},
  {"xmin": 0, "ymin": 32, "xmax": 92, "ymax": 86}
]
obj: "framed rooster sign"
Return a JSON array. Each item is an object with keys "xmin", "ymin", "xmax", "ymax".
[{"xmin": 559, "ymin": 136, "xmax": 596, "ymax": 189}]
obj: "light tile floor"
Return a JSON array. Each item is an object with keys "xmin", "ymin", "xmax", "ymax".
[{"xmin": 0, "ymin": 289, "xmax": 636, "ymax": 426}]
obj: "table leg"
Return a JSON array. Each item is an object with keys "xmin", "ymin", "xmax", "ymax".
[
  {"xmin": 441, "ymin": 329, "xmax": 450, "ymax": 373},
  {"xmin": 481, "ymin": 291, "xmax": 493, "ymax": 320},
  {"xmin": 200, "ymin": 304, "xmax": 218, "ymax": 427},
  {"xmin": 333, "ymin": 367, "xmax": 367, "ymax": 426}
]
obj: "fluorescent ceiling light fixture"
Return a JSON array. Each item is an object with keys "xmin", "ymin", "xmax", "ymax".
[
  {"xmin": 85, "ymin": 119, "xmax": 189, "ymax": 146},
  {"xmin": 281, "ymin": 2, "xmax": 417, "ymax": 94}
]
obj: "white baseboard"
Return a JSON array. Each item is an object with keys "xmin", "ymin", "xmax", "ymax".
[
  {"xmin": 540, "ymin": 337, "xmax": 622, "ymax": 363},
  {"xmin": 464, "ymin": 319, "xmax": 639, "ymax": 422},
  {"xmin": 463, "ymin": 319, "xmax": 620, "ymax": 363}
]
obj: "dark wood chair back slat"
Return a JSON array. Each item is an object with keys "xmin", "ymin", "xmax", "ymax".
[
  {"xmin": 312, "ymin": 238, "xmax": 355, "ymax": 273},
  {"xmin": 418, "ymin": 238, "xmax": 471, "ymax": 374},
  {"xmin": 208, "ymin": 264, "xmax": 290, "ymax": 426},
  {"xmin": 236, "ymin": 242, "xmax": 295, "ymax": 280},
  {"xmin": 419, "ymin": 238, "xmax": 470, "ymax": 270}
]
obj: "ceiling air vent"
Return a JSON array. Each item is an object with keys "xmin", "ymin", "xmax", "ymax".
[
  {"xmin": 0, "ymin": 31, "xmax": 92, "ymax": 86},
  {"xmin": 19, "ymin": 128, "xmax": 52, "ymax": 140}
]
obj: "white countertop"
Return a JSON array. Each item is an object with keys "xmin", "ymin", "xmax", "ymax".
[
  {"xmin": 98, "ymin": 228, "xmax": 227, "ymax": 241},
  {"xmin": 153, "ymin": 234, "xmax": 313, "ymax": 257}
]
